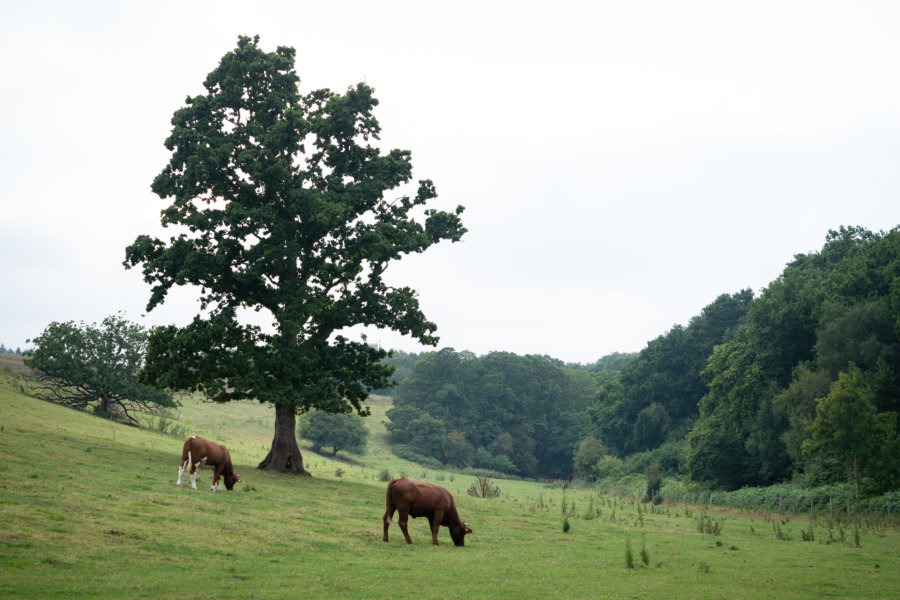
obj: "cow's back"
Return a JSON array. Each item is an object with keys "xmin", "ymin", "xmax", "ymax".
[
  {"xmin": 182, "ymin": 436, "xmax": 227, "ymax": 466},
  {"xmin": 387, "ymin": 478, "xmax": 451, "ymax": 514}
]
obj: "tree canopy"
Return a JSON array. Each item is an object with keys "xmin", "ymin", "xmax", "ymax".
[
  {"xmin": 585, "ymin": 290, "xmax": 752, "ymax": 459},
  {"xmin": 299, "ymin": 410, "xmax": 368, "ymax": 457},
  {"xmin": 386, "ymin": 349, "xmax": 595, "ymax": 477},
  {"xmin": 124, "ymin": 35, "xmax": 465, "ymax": 475},
  {"xmin": 25, "ymin": 314, "xmax": 175, "ymax": 424},
  {"xmin": 685, "ymin": 226, "xmax": 900, "ymax": 492},
  {"xmin": 574, "ymin": 227, "xmax": 899, "ymax": 495}
]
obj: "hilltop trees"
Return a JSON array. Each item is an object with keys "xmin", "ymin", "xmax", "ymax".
[
  {"xmin": 26, "ymin": 314, "xmax": 175, "ymax": 424},
  {"xmin": 125, "ymin": 36, "xmax": 465, "ymax": 475},
  {"xmin": 685, "ymin": 227, "xmax": 900, "ymax": 492},
  {"xmin": 584, "ymin": 290, "xmax": 752, "ymax": 461},
  {"xmin": 577, "ymin": 229, "xmax": 899, "ymax": 494}
]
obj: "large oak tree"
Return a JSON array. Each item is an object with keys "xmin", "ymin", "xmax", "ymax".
[{"xmin": 125, "ymin": 36, "xmax": 465, "ymax": 475}]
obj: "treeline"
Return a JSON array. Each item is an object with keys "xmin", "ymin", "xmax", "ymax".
[
  {"xmin": 383, "ymin": 226, "xmax": 900, "ymax": 494},
  {"xmin": 385, "ymin": 349, "xmax": 619, "ymax": 477},
  {"xmin": 683, "ymin": 226, "xmax": 900, "ymax": 493},
  {"xmin": 575, "ymin": 289, "xmax": 753, "ymax": 482},
  {"xmin": 0, "ymin": 344, "xmax": 26, "ymax": 354},
  {"xmin": 583, "ymin": 226, "xmax": 899, "ymax": 494}
]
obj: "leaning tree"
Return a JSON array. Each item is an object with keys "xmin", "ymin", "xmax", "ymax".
[
  {"xmin": 26, "ymin": 314, "xmax": 175, "ymax": 424},
  {"xmin": 125, "ymin": 35, "xmax": 465, "ymax": 475}
]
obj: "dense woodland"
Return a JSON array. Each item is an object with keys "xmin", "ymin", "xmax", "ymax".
[
  {"xmin": 386, "ymin": 350, "xmax": 597, "ymax": 477},
  {"xmin": 384, "ymin": 226, "xmax": 900, "ymax": 495}
]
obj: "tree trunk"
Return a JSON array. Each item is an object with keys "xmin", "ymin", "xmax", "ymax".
[{"xmin": 257, "ymin": 402, "xmax": 309, "ymax": 475}]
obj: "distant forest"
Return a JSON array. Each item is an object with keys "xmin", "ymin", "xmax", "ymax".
[{"xmin": 381, "ymin": 226, "xmax": 900, "ymax": 494}]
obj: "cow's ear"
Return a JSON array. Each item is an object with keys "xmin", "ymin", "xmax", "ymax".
[
  {"xmin": 235, "ymin": 476, "xmax": 242, "ymax": 482},
  {"xmin": 465, "ymin": 527, "xmax": 473, "ymax": 534}
]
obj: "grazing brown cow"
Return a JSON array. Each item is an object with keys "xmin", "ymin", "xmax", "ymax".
[
  {"xmin": 177, "ymin": 436, "xmax": 241, "ymax": 492},
  {"xmin": 383, "ymin": 478, "xmax": 472, "ymax": 546}
]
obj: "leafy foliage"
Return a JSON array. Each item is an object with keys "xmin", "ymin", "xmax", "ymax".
[
  {"xmin": 298, "ymin": 410, "xmax": 368, "ymax": 456},
  {"xmin": 686, "ymin": 227, "xmax": 900, "ymax": 492},
  {"xmin": 25, "ymin": 314, "xmax": 175, "ymax": 424},
  {"xmin": 386, "ymin": 349, "xmax": 594, "ymax": 477},
  {"xmin": 124, "ymin": 36, "xmax": 465, "ymax": 473},
  {"xmin": 803, "ymin": 367, "xmax": 899, "ymax": 491},
  {"xmin": 586, "ymin": 290, "xmax": 752, "ymax": 458}
]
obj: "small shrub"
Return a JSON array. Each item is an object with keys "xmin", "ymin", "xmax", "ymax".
[
  {"xmin": 802, "ymin": 525, "xmax": 815, "ymax": 542},
  {"xmin": 625, "ymin": 535, "xmax": 635, "ymax": 569},
  {"xmin": 334, "ymin": 467, "xmax": 344, "ymax": 478},
  {"xmin": 644, "ymin": 462, "xmax": 662, "ymax": 503},
  {"xmin": 695, "ymin": 561, "xmax": 711, "ymax": 574},
  {"xmin": 772, "ymin": 522, "xmax": 790, "ymax": 541},
  {"xmin": 698, "ymin": 513, "xmax": 721, "ymax": 536},
  {"xmin": 640, "ymin": 537, "xmax": 650, "ymax": 566},
  {"xmin": 378, "ymin": 469, "xmax": 391, "ymax": 482},
  {"xmin": 467, "ymin": 475, "xmax": 501, "ymax": 498},
  {"xmin": 562, "ymin": 518, "xmax": 570, "ymax": 533}
]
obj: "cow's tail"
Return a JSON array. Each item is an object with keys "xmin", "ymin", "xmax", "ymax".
[{"xmin": 384, "ymin": 479, "xmax": 397, "ymax": 521}]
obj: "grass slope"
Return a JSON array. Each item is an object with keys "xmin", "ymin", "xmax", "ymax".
[{"xmin": 1, "ymin": 372, "xmax": 899, "ymax": 599}]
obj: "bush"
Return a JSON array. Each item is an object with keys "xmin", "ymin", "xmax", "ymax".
[
  {"xmin": 467, "ymin": 475, "xmax": 501, "ymax": 498},
  {"xmin": 473, "ymin": 447, "xmax": 517, "ymax": 474},
  {"xmin": 644, "ymin": 462, "xmax": 663, "ymax": 503}
]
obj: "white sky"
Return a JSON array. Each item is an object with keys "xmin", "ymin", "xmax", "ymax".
[{"xmin": 2, "ymin": 0, "xmax": 899, "ymax": 364}]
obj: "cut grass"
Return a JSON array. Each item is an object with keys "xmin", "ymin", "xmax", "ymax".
[{"xmin": 1, "ymin": 375, "xmax": 899, "ymax": 599}]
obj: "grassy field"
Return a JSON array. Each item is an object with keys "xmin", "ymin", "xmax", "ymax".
[{"xmin": 1, "ymin": 364, "xmax": 899, "ymax": 599}]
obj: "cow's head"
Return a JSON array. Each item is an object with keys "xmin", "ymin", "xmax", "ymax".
[
  {"xmin": 224, "ymin": 472, "xmax": 242, "ymax": 491},
  {"xmin": 450, "ymin": 522, "xmax": 473, "ymax": 546}
]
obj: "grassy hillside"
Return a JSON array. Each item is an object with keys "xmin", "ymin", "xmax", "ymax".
[
  {"xmin": 0, "ymin": 352, "xmax": 32, "ymax": 375},
  {"xmin": 1, "ymin": 370, "xmax": 899, "ymax": 599}
]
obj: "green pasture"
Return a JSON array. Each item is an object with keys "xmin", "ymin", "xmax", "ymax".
[{"xmin": 1, "ymin": 373, "xmax": 898, "ymax": 599}]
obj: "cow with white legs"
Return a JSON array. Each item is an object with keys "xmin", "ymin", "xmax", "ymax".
[{"xmin": 177, "ymin": 436, "xmax": 241, "ymax": 492}]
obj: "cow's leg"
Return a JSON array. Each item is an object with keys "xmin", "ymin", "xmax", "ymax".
[
  {"xmin": 190, "ymin": 462, "xmax": 200, "ymax": 490},
  {"xmin": 211, "ymin": 465, "xmax": 224, "ymax": 492},
  {"xmin": 177, "ymin": 450, "xmax": 191, "ymax": 487},
  {"xmin": 398, "ymin": 508, "xmax": 413, "ymax": 544},
  {"xmin": 430, "ymin": 510, "xmax": 444, "ymax": 546},
  {"xmin": 383, "ymin": 507, "xmax": 395, "ymax": 542}
]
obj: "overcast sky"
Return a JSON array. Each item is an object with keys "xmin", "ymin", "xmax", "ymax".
[{"xmin": 2, "ymin": 1, "xmax": 899, "ymax": 364}]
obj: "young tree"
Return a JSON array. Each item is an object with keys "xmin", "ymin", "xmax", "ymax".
[
  {"xmin": 25, "ymin": 314, "xmax": 175, "ymax": 424},
  {"xmin": 299, "ymin": 411, "xmax": 368, "ymax": 456},
  {"xmin": 802, "ymin": 366, "xmax": 885, "ymax": 490},
  {"xmin": 124, "ymin": 36, "xmax": 465, "ymax": 475},
  {"xmin": 572, "ymin": 437, "xmax": 607, "ymax": 481}
]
